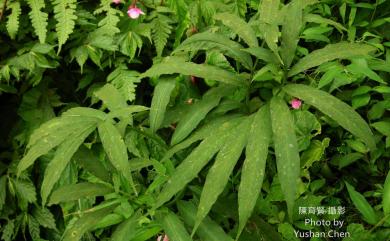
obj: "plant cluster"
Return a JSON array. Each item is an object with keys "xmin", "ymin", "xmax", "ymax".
[{"xmin": 0, "ymin": 0, "xmax": 389, "ymax": 241}]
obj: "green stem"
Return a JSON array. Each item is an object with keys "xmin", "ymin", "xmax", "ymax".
[{"xmin": 369, "ymin": 213, "xmax": 390, "ymax": 233}]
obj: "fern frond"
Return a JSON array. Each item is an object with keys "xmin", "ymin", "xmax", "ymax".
[
  {"xmin": 107, "ymin": 67, "xmax": 140, "ymax": 102},
  {"xmin": 94, "ymin": 0, "xmax": 122, "ymax": 35},
  {"xmin": 26, "ymin": 0, "xmax": 48, "ymax": 43},
  {"xmin": 152, "ymin": 13, "xmax": 172, "ymax": 57},
  {"xmin": 6, "ymin": 2, "xmax": 21, "ymax": 40},
  {"xmin": 52, "ymin": 0, "xmax": 77, "ymax": 51}
]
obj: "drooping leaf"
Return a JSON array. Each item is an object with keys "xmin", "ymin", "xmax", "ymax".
[
  {"xmin": 152, "ymin": 13, "xmax": 172, "ymax": 57},
  {"xmin": 215, "ymin": 12, "xmax": 258, "ymax": 48},
  {"xmin": 193, "ymin": 118, "xmax": 250, "ymax": 234},
  {"xmin": 171, "ymin": 86, "xmax": 233, "ymax": 145},
  {"xmin": 280, "ymin": 0, "xmax": 304, "ymax": 67},
  {"xmin": 173, "ymin": 32, "xmax": 253, "ymax": 69},
  {"xmin": 62, "ymin": 205, "xmax": 117, "ymax": 241},
  {"xmin": 284, "ymin": 84, "xmax": 376, "ymax": 150},
  {"xmin": 6, "ymin": 2, "xmax": 21, "ymax": 40},
  {"xmin": 150, "ymin": 78, "xmax": 176, "ymax": 132},
  {"xmin": 383, "ymin": 171, "xmax": 390, "ymax": 215},
  {"xmin": 26, "ymin": 0, "xmax": 48, "ymax": 43},
  {"xmin": 345, "ymin": 182, "xmax": 378, "ymax": 225},
  {"xmin": 52, "ymin": 0, "xmax": 77, "ymax": 51},
  {"xmin": 154, "ymin": 119, "xmax": 241, "ymax": 209},
  {"xmin": 178, "ymin": 201, "xmax": 234, "ymax": 241},
  {"xmin": 259, "ymin": 0, "xmax": 280, "ymax": 57},
  {"xmin": 41, "ymin": 123, "xmax": 97, "ymax": 204},
  {"xmin": 288, "ymin": 43, "xmax": 376, "ymax": 76},
  {"xmin": 49, "ymin": 183, "xmax": 114, "ymax": 205},
  {"xmin": 237, "ymin": 105, "xmax": 271, "ymax": 239},
  {"xmin": 270, "ymin": 96, "xmax": 300, "ymax": 221},
  {"xmin": 140, "ymin": 57, "xmax": 246, "ymax": 86},
  {"xmin": 157, "ymin": 211, "xmax": 192, "ymax": 241}
]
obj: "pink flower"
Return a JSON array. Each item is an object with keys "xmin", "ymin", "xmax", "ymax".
[
  {"xmin": 112, "ymin": 0, "xmax": 121, "ymax": 4},
  {"xmin": 157, "ymin": 235, "xmax": 169, "ymax": 241},
  {"xmin": 291, "ymin": 98, "xmax": 302, "ymax": 109},
  {"xmin": 127, "ymin": 6, "xmax": 145, "ymax": 19}
]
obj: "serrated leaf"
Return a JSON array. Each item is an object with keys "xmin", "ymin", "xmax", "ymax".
[
  {"xmin": 193, "ymin": 118, "xmax": 250, "ymax": 234},
  {"xmin": 140, "ymin": 57, "xmax": 246, "ymax": 86},
  {"xmin": 52, "ymin": 0, "xmax": 77, "ymax": 51},
  {"xmin": 270, "ymin": 97, "xmax": 300, "ymax": 221},
  {"xmin": 6, "ymin": 2, "xmax": 21, "ymax": 39},
  {"xmin": 152, "ymin": 13, "xmax": 172, "ymax": 56},
  {"xmin": 157, "ymin": 211, "xmax": 192, "ymax": 241},
  {"xmin": 49, "ymin": 183, "xmax": 113, "ymax": 205},
  {"xmin": 150, "ymin": 78, "xmax": 176, "ymax": 132},
  {"xmin": 94, "ymin": 83, "xmax": 127, "ymax": 111},
  {"xmin": 28, "ymin": 215, "xmax": 40, "ymax": 240},
  {"xmin": 13, "ymin": 179, "xmax": 37, "ymax": 203},
  {"xmin": 383, "ymin": 171, "xmax": 390, "ymax": 215},
  {"xmin": 171, "ymin": 86, "xmax": 232, "ymax": 145},
  {"xmin": 107, "ymin": 68, "xmax": 140, "ymax": 103},
  {"xmin": 215, "ymin": 13, "xmax": 257, "ymax": 47},
  {"xmin": 284, "ymin": 84, "xmax": 376, "ymax": 151},
  {"xmin": 26, "ymin": 0, "xmax": 48, "ymax": 43},
  {"xmin": 178, "ymin": 201, "xmax": 234, "ymax": 241},
  {"xmin": 154, "ymin": 119, "xmax": 240, "ymax": 209},
  {"xmin": 62, "ymin": 205, "xmax": 116, "ymax": 241},
  {"xmin": 345, "ymin": 182, "xmax": 378, "ymax": 225},
  {"xmin": 237, "ymin": 105, "xmax": 271, "ymax": 239},
  {"xmin": 280, "ymin": 0, "xmax": 304, "ymax": 67},
  {"xmin": 41, "ymin": 123, "xmax": 97, "ymax": 204},
  {"xmin": 173, "ymin": 32, "xmax": 253, "ymax": 70},
  {"xmin": 259, "ymin": 0, "xmax": 280, "ymax": 57},
  {"xmin": 288, "ymin": 43, "xmax": 376, "ymax": 76},
  {"xmin": 1, "ymin": 219, "xmax": 15, "ymax": 241},
  {"xmin": 33, "ymin": 207, "xmax": 56, "ymax": 230},
  {"xmin": 98, "ymin": 120, "xmax": 135, "ymax": 193}
]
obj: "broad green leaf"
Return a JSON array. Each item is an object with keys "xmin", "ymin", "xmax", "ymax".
[
  {"xmin": 98, "ymin": 120, "xmax": 135, "ymax": 193},
  {"xmin": 157, "ymin": 211, "xmax": 192, "ymax": 241},
  {"xmin": 304, "ymin": 14, "xmax": 347, "ymax": 33},
  {"xmin": 73, "ymin": 145, "xmax": 111, "ymax": 183},
  {"xmin": 155, "ymin": 119, "xmax": 240, "ymax": 209},
  {"xmin": 371, "ymin": 121, "xmax": 390, "ymax": 136},
  {"xmin": 17, "ymin": 116, "xmax": 98, "ymax": 175},
  {"xmin": 288, "ymin": 43, "xmax": 376, "ymax": 76},
  {"xmin": 94, "ymin": 83, "xmax": 127, "ymax": 111},
  {"xmin": 242, "ymin": 47, "xmax": 279, "ymax": 64},
  {"xmin": 237, "ymin": 105, "xmax": 271, "ymax": 239},
  {"xmin": 110, "ymin": 212, "xmax": 142, "ymax": 241},
  {"xmin": 178, "ymin": 201, "xmax": 234, "ymax": 241},
  {"xmin": 41, "ymin": 123, "xmax": 96, "ymax": 204},
  {"xmin": 171, "ymin": 86, "xmax": 233, "ymax": 145},
  {"xmin": 48, "ymin": 183, "xmax": 114, "ymax": 205},
  {"xmin": 150, "ymin": 78, "xmax": 176, "ymax": 132},
  {"xmin": 281, "ymin": 0, "xmax": 304, "ymax": 67},
  {"xmin": 270, "ymin": 97, "xmax": 300, "ymax": 221},
  {"xmin": 383, "ymin": 171, "xmax": 390, "ymax": 215},
  {"xmin": 345, "ymin": 182, "xmax": 378, "ymax": 225},
  {"xmin": 214, "ymin": 13, "xmax": 258, "ymax": 48},
  {"xmin": 284, "ymin": 84, "xmax": 376, "ymax": 151},
  {"xmin": 259, "ymin": 0, "xmax": 280, "ymax": 57},
  {"xmin": 140, "ymin": 57, "xmax": 246, "ymax": 86},
  {"xmin": 173, "ymin": 32, "xmax": 253, "ymax": 69},
  {"xmin": 62, "ymin": 107, "xmax": 107, "ymax": 120},
  {"xmin": 62, "ymin": 205, "xmax": 117, "ymax": 241},
  {"xmin": 194, "ymin": 119, "xmax": 250, "ymax": 234}
]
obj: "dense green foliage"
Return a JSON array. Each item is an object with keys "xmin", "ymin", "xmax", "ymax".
[{"xmin": 0, "ymin": 0, "xmax": 390, "ymax": 240}]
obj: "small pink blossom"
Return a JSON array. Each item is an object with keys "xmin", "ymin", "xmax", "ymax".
[
  {"xmin": 157, "ymin": 235, "xmax": 169, "ymax": 241},
  {"xmin": 112, "ymin": 0, "xmax": 121, "ymax": 4},
  {"xmin": 127, "ymin": 6, "xmax": 145, "ymax": 19},
  {"xmin": 291, "ymin": 98, "xmax": 302, "ymax": 109}
]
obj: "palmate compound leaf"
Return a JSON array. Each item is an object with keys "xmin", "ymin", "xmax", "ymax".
[
  {"xmin": 172, "ymin": 32, "xmax": 253, "ymax": 70},
  {"xmin": 288, "ymin": 42, "xmax": 376, "ymax": 76},
  {"xmin": 156, "ymin": 211, "xmax": 192, "ymax": 241},
  {"xmin": 154, "ymin": 118, "xmax": 243, "ymax": 209},
  {"xmin": 139, "ymin": 57, "xmax": 247, "ymax": 86},
  {"xmin": 284, "ymin": 84, "xmax": 376, "ymax": 151},
  {"xmin": 150, "ymin": 77, "xmax": 176, "ymax": 132},
  {"xmin": 270, "ymin": 96, "xmax": 300, "ymax": 222},
  {"xmin": 237, "ymin": 104, "xmax": 272, "ymax": 240},
  {"xmin": 214, "ymin": 13, "xmax": 258, "ymax": 48},
  {"xmin": 171, "ymin": 85, "xmax": 235, "ymax": 145},
  {"xmin": 193, "ymin": 117, "xmax": 251, "ymax": 234},
  {"xmin": 178, "ymin": 201, "xmax": 234, "ymax": 241},
  {"xmin": 41, "ymin": 122, "xmax": 97, "ymax": 204}
]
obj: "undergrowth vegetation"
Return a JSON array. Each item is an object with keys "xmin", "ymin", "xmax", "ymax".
[{"xmin": 0, "ymin": 0, "xmax": 389, "ymax": 240}]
